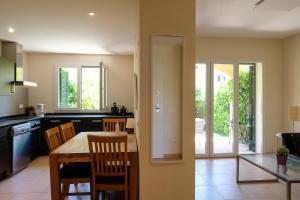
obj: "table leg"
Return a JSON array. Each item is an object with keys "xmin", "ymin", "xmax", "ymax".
[
  {"xmin": 286, "ymin": 182, "xmax": 291, "ymax": 200},
  {"xmin": 49, "ymin": 154, "xmax": 60, "ymax": 200},
  {"xmin": 130, "ymin": 154, "xmax": 138, "ymax": 200}
]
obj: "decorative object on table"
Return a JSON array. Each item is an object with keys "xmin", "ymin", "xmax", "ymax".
[
  {"xmin": 120, "ymin": 105, "xmax": 127, "ymax": 115},
  {"xmin": 126, "ymin": 118, "xmax": 135, "ymax": 134},
  {"xmin": 111, "ymin": 102, "xmax": 119, "ymax": 115},
  {"xmin": 276, "ymin": 146, "xmax": 289, "ymax": 165},
  {"xmin": 288, "ymin": 105, "xmax": 300, "ymax": 132},
  {"xmin": 25, "ymin": 106, "xmax": 35, "ymax": 116}
]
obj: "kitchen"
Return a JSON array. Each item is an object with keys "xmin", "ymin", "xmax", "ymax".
[
  {"xmin": 0, "ymin": 1, "xmax": 137, "ymax": 199},
  {"xmin": 0, "ymin": 40, "xmax": 136, "ymax": 198}
]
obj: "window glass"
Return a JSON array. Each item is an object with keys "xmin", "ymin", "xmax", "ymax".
[
  {"xmin": 56, "ymin": 65, "xmax": 107, "ymax": 111},
  {"xmin": 81, "ymin": 67, "xmax": 100, "ymax": 110},
  {"xmin": 58, "ymin": 67, "xmax": 78, "ymax": 108}
]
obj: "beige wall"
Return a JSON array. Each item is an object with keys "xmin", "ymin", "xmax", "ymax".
[
  {"xmin": 27, "ymin": 53, "xmax": 134, "ymax": 112},
  {"xmin": 138, "ymin": 0, "xmax": 195, "ymax": 199},
  {"xmin": 283, "ymin": 33, "xmax": 300, "ymax": 132},
  {"xmin": 196, "ymin": 37, "xmax": 283, "ymax": 152}
]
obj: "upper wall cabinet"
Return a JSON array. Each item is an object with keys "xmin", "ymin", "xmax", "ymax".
[
  {"xmin": 0, "ymin": 56, "xmax": 14, "ymax": 96},
  {"xmin": 2, "ymin": 42, "xmax": 23, "ymax": 81}
]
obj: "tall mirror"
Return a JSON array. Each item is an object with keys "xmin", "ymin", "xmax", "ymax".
[{"xmin": 151, "ymin": 35, "xmax": 184, "ymax": 162}]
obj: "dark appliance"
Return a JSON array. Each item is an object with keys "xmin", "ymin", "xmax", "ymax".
[
  {"xmin": 281, "ymin": 132, "xmax": 300, "ymax": 157},
  {"xmin": 11, "ymin": 120, "xmax": 40, "ymax": 175},
  {"xmin": 0, "ymin": 126, "xmax": 10, "ymax": 180}
]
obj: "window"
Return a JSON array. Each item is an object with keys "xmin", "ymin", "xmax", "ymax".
[{"xmin": 56, "ymin": 63, "xmax": 107, "ymax": 111}]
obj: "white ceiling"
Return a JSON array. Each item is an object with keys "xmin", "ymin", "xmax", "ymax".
[
  {"xmin": 1, "ymin": 0, "xmax": 300, "ymax": 54},
  {"xmin": 197, "ymin": 0, "xmax": 300, "ymax": 38},
  {"xmin": 0, "ymin": 0, "xmax": 138, "ymax": 54}
]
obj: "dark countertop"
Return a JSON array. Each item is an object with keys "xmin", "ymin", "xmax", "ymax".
[
  {"xmin": 0, "ymin": 113, "xmax": 134, "ymax": 128},
  {"xmin": 0, "ymin": 116, "xmax": 43, "ymax": 128},
  {"xmin": 44, "ymin": 114, "xmax": 133, "ymax": 118}
]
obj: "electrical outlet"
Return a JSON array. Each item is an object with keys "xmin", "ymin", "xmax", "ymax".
[{"xmin": 19, "ymin": 104, "xmax": 24, "ymax": 109}]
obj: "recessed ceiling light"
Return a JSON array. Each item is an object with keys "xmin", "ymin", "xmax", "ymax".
[
  {"xmin": 8, "ymin": 27, "xmax": 15, "ymax": 33},
  {"xmin": 88, "ymin": 12, "xmax": 95, "ymax": 16}
]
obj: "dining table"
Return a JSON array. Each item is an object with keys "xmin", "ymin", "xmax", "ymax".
[{"xmin": 49, "ymin": 131, "xmax": 138, "ymax": 200}]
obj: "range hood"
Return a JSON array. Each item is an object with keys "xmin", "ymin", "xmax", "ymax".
[
  {"xmin": 13, "ymin": 81, "xmax": 37, "ymax": 87},
  {"xmin": 1, "ymin": 42, "xmax": 37, "ymax": 89}
]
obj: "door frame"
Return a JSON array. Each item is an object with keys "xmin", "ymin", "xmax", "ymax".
[{"xmin": 195, "ymin": 61, "xmax": 239, "ymax": 158}]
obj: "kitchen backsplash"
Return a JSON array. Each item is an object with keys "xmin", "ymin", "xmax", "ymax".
[{"xmin": 0, "ymin": 87, "xmax": 28, "ymax": 117}]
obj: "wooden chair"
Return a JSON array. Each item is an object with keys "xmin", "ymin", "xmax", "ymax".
[
  {"xmin": 103, "ymin": 118, "xmax": 126, "ymax": 132},
  {"xmin": 88, "ymin": 135, "xmax": 128, "ymax": 200},
  {"xmin": 60, "ymin": 122, "xmax": 76, "ymax": 143},
  {"xmin": 44, "ymin": 127, "xmax": 62, "ymax": 152},
  {"xmin": 45, "ymin": 127, "xmax": 92, "ymax": 199}
]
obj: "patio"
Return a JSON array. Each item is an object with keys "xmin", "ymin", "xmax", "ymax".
[{"xmin": 195, "ymin": 119, "xmax": 251, "ymax": 155}]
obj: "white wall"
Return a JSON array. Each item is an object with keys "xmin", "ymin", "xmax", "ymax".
[
  {"xmin": 27, "ymin": 53, "xmax": 134, "ymax": 113},
  {"xmin": 196, "ymin": 37, "xmax": 283, "ymax": 152},
  {"xmin": 283, "ymin": 33, "xmax": 300, "ymax": 132}
]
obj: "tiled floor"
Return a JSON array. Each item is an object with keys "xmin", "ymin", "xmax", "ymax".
[
  {"xmin": 1, "ymin": 156, "xmax": 300, "ymax": 200},
  {"xmin": 196, "ymin": 158, "xmax": 300, "ymax": 200},
  {"xmin": 0, "ymin": 156, "xmax": 51, "ymax": 200}
]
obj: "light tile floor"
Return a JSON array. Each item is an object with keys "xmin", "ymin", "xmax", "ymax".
[
  {"xmin": 1, "ymin": 156, "xmax": 300, "ymax": 200},
  {"xmin": 196, "ymin": 158, "xmax": 300, "ymax": 200}
]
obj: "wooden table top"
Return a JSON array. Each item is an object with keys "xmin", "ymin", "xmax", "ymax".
[{"xmin": 51, "ymin": 131, "xmax": 137, "ymax": 154}]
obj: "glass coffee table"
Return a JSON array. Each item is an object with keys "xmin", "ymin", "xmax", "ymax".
[{"xmin": 237, "ymin": 153, "xmax": 300, "ymax": 200}]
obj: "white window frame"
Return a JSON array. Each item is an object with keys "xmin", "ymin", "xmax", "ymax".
[{"xmin": 54, "ymin": 64, "xmax": 107, "ymax": 112}]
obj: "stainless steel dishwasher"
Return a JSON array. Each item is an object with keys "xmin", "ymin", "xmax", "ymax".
[{"xmin": 11, "ymin": 123, "xmax": 32, "ymax": 175}]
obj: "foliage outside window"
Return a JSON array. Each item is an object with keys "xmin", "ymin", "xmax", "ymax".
[
  {"xmin": 213, "ymin": 71, "xmax": 250, "ymax": 141},
  {"xmin": 195, "ymin": 70, "xmax": 250, "ymax": 143},
  {"xmin": 57, "ymin": 65, "xmax": 107, "ymax": 111},
  {"xmin": 58, "ymin": 68, "xmax": 78, "ymax": 108}
]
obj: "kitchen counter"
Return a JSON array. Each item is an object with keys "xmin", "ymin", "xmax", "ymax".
[
  {"xmin": 0, "ymin": 116, "xmax": 43, "ymax": 127},
  {"xmin": 0, "ymin": 113, "xmax": 134, "ymax": 127},
  {"xmin": 44, "ymin": 114, "xmax": 134, "ymax": 118}
]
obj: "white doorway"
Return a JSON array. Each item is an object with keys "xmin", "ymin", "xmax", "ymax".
[{"xmin": 195, "ymin": 62, "xmax": 258, "ymax": 157}]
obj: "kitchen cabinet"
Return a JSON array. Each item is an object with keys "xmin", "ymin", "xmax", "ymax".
[
  {"xmin": 0, "ymin": 126, "xmax": 11, "ymax": 180},
  {"xmin": 0, "ymin": 57, "xmax": 14, "ymax": 96},
  {"xmin": 30, "ymin": 120, "xmax": 42, "ymax": 160},
  {"xmin": 42, "ymin": 117, "xmax": 103, "ymax": 133}
]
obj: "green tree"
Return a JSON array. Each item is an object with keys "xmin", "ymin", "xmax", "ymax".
[
  {"xmin": 214, "ymin": 81, "xmax": 233, "ymax": 136},
  {"xmin": 213, "ymin": 71, "xmax": 250, "ymax": 141},
  {"xmin": 67, "ymin": 82, "xmax": 77, "ymax": 107},
  {"xmin": 195, "ymin": 89, "xmax": 206, "ymax": 118},
  {"xmin": 238, "ymin": 71, "xmax": 250, "ymax": 143}
]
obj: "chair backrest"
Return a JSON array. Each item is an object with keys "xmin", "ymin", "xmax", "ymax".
[
  {"xmin": 59, "ymin": 122, "xmax": 76, "ymax": 143},
  {"xmin": 87, "ymin": 135, "xmax": 128, "ymax": 177},
  {"xmin": 45, "ymin": 127, "xmax": 62, "ymax": 152},
  {"xmin": 103, "ymin": 118, "xmax": 126, "ymax": 131}
]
